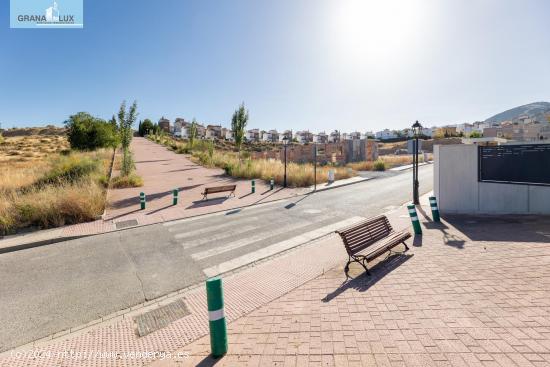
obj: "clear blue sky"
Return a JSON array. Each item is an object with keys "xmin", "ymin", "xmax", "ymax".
[{"xmin": 1, "ymin": 0, "xmax": 549, "ymax": 132}]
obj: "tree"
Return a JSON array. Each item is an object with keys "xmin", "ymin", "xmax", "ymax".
[
  {"xmin": 231, "ymin": 102, "xmax": 249, "ymax": 151},
  {"xmin": 65, "ymin": 112, "xmax": 118, "ymax": 150},
  {"xmin": 469, "ymin": 131, "xmax": 482, "ymax": 138},
  {"xmin": 117, "ymin": 100, "xmax": 139, "ymax": 176},
  {"xmin": 189, "ymin": 118, "xmax": 198, "ymax": 148},
  {"xmin": 138, "ymin": 119, "xmax": 154, "ymax": 136}
]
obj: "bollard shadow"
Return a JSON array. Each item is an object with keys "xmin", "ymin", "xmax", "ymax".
[
  {"xmin": 412, "ymin": 234, "xmax": 423, "ymax": 247},
  {"xmin": 166, "ymin": 167, "xmax": 200, "ymax": 173},
  {"xmin": 238, "ymin": 192, "xmax": 253, "ymax": 199},
  {"xmin": 416, "ymin": 205, "xmax": 433, "ymax": 222},
  {"xmin": 105, "ymin": 208, "xmax": 142, "ymax": 221},
  {"xmin": 145, "ymin": 205, "xmax": 174, "ymax": 216},
  {"xmin": 322, "ymin": 253, "xmax": 413, "ymax": 303},
  {"xmin": 284, "ymin": 192, "xmax": 312, "ymax": 209},
  {"xmin": 110, "ymin": 189, "xmax": 177, "ymax": 209},
  {"xmin": 254, "ymin": 187, "xmax": 284, "ymax": 203},
  {"xmin": 135, "ymin": 159, "xmax": 169, "ymax": 164},
  {"xmin": 196, "ymin": 355, "xmax": 223, "ymax": 366}
]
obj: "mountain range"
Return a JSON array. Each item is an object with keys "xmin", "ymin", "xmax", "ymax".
[{"xmin": 484, "ymin": 101, "xmax": 550, "ymax": 124}]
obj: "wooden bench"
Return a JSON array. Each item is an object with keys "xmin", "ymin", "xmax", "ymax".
[
  {"xmin": 336, "ymin": 215, "xmax": 411, "ymax": 275},
  {"xmin": 201, "ymin": 185, "xmax": 236, "ymax": 200}
]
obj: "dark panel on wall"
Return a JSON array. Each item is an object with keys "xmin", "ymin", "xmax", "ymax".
[{"xmin": 478, "ymin": 144, "xmax": 550, "ymax": 186}]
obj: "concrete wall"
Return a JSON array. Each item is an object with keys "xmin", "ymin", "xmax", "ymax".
[{"xmin": 434, "ymin": 144, "xmax": 550, "ymax": 214}]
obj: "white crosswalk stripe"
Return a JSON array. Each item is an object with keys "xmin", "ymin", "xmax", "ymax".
[
  {"xmin": 173, "ymin": 217, "xmax": 259, "ymax": 239},
  {"xmin": 190, "ymin": 216, "xmax": 331, "ymax": 260},
  {"xmin": 202, "ymin": 216, "xmax": 365, "ymax": 277}
]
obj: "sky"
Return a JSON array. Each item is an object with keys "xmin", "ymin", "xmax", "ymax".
[{"xmin": 1, "ymin": 0, "xmax": 550, "ymax": 132}]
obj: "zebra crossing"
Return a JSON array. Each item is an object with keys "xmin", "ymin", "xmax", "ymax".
[{"xmin": 163, "ymin": 199, "xmax": 365, "ymax": 277}]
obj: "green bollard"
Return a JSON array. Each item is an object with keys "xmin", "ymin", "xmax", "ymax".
[
  {"xmin": 429, "ymin": 196, "xmax": 440, "ymax": 223},
  {"xmin": 140, "ymin": 192, "xmax": 146, "ymax": 210},
  {"xmin": 251, "ymin": 179, "xmax": 255, "ymax": 194},
  {"xmin": 270, "ymin": 179, "xmax": 274, "ymax": 190},
  {"xmin": 407, "ymin": 204, "xmax": 422, "ymax": 235},
  {"xmin": 206, "ymin": 277, "xmax": 228, "ymax": 357},
  {"xmin": 173, "ymin": 189, "xmax": 179, "ymax": 206}
]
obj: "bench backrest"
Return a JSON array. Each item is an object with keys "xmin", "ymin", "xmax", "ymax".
[
  {"xmin": 336, "ymin": 215, "xmax": 393, "ymax": 255},
  {"xmin": 205, "ymin": 185, "xmax": 236, "ymax": 194}
]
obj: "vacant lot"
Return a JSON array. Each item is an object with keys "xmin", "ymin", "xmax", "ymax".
[{"xmin": 0, "ymin": 134, "xmax": 112, "ymax": 234}]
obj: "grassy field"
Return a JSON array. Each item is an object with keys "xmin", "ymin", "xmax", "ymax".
[{"xmin": 0, "ymin": 134, "xmax": 112, "ymax": 235}]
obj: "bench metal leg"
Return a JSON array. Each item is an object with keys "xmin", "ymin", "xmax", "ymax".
[
  {"xmin": 345, "ymin": 255, "xmax": 371, "ymax": 276},
  {"xmin": 359, "ymin": 258, "xmax": 371, "ymax": 276},
  {"xmin": 402, "ymin": 241, "xmax": 409, "ymax": 251}
]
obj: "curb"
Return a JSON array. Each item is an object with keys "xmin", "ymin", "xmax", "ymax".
[
  {"xmin": 309, "ymin": 176, "xmax": 373, "ymax": 192},
  {"xmin": 0, "ymin": 173, "xmax": 377, "ymax": 255}
]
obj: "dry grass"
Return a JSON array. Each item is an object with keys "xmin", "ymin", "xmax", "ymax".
[
  {"xmin": 148, "ymin": 135, "xmax": 355, "ymax": 187},
  {"xmin": 347, "ymin": 154, "xmax": 433, "ymax": 171},
  {"xmin": 0, "ymin": 135, "xmax": 69, "ymax": 165},
  {"xmin": 0, "ymin": 135, "xmax": 111, "ymax": 234},
  {"xmin": 193, "ymin": 150, "xmax": 354, "ymax": 187},
  {"xmin": 111, "ymin": 174, "xmax": 143, "ymax": 188}
]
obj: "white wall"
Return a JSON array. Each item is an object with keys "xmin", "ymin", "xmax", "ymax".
[{"xmin": 434, "ymin": 144, "xmax": 550, "ymax": 214}]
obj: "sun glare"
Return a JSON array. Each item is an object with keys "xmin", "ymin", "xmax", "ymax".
[{"xmin": 327, "ymin": 0, "xmax": 428, "ymax": 75}]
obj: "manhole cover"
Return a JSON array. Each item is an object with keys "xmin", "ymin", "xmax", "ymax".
[
  {"xmin": 134, "ymin": 299, "xmax": 190, "ymax": 337},
  {"xmin": 115, "ymin": 219, "xmax": 138, "ymax": 229}
]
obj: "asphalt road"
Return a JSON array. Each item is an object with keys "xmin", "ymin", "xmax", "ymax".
[{"xmin": 0, "ymin": 165, "xmax": 433, "ymax": 352}]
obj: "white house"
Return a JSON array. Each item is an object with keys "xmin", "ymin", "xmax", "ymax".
[
  {"xmin": 375, "ymin": 129, "xmax": 397, "ymax": 140},
  {"xmin": 246, "ymin": 129, "xmax": 260, "ymax": 142},
  {"xmin": 313, "ymin": 132, "xmax": 328, "ymax": 144}
]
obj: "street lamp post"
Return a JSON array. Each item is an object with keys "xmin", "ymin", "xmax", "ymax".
[
  {"xmin": 282, "ymin": 136, "xmax": 289, "ymax": 188},
  {"xmin": 411, "ymin": 120, "xmax": 423, "ymax": 205}
]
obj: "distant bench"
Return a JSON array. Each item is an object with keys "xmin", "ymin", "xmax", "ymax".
[
  {"xmin": 202, "ymin": 185, "xmax": 236, "ymax": 200},
  {"xmin": 336, "ymin": 215, "xmax": 411, "ymax": 275}
]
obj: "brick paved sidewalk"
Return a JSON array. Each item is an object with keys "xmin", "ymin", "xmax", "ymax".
[{"xmin": 152, "ymin": 208, "xmax": 550, "ymax": 366}]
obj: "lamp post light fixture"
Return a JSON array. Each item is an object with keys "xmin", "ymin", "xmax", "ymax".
[
  {"xmin": 282, "ymin": 136, "xmax": 289, "ymax": 188},
  {"xmin": 411, "ymin": 120, "xmax": 423, "ymax": 205}
]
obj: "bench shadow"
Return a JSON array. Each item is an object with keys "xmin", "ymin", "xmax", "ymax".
[
  {"xmin": 187, "ymin": 197, "xmax": 228, "ymax": 209},
  {"xmin": 322, "ymin": 253, "xmax": 413, "ymax": 303}
]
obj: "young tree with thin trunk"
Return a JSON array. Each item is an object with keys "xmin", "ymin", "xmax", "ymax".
[
  {"xmin": 189, "ymin": 118, "xmax": 198, "ymax": 149},
  {"xmin": 231, "ymin": 102, "xmax": 249, "ymax": 152}
]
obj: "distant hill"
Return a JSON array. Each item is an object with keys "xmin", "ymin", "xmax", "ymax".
[
  {"xmin": 485, "ymin": 102, "xmax": 550, "ymax": 124},
  {"xmin": 1, "ymin": 126, "xmax": 66, "ymax": 137}
]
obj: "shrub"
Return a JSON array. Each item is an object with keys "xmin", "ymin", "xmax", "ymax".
[
  {"xmin": 35, "ymin": 154, "xmax": 101, "ymax": 186},
  {"xmin": 65, "ymin": 112, "xmax": 119, "ymax": 150},
  {"xmin": 373, "ymin": 160, "xmax": 386, "ymax": 171},
  {"xmin": 111, "ymin": 173, "xmax": 144, "ymax": 188}
]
